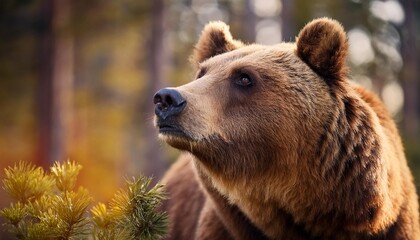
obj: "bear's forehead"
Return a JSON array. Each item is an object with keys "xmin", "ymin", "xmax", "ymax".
[{"xmin": 201, "ymin": 42, "xmax": 296, "ymax": 69}]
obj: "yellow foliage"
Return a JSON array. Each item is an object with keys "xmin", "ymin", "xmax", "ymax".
[
  {"xmin": 51, "ymin": 161, "xmax": 82, "ymax": 192},
  {"xmin": 3, "ymin": 161, "xmax": 54, "ymax": 203},
  {"xmin": 1, "ymin": 160, "xmax": 167, "ymax": 240}
]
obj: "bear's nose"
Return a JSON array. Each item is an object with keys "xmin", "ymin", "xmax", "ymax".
[{"xmin": 153, "ymin": 88, "xmax": 187, "ymax": 120}]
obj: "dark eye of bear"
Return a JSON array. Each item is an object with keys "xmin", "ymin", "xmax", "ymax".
[
  {"xmin": 196, "ymin": 68, "xmax": 207, "ymax": 79},
  {"xmin": 234, "ymin": 73, "xmax": 253, "ymax": 87}
]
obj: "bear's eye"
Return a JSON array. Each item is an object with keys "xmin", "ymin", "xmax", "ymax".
[
  {"xmin": 196, "ymin": 68, "xmax": 207, "ymax": 79},
  {"xmin": 234, "ymin": 74, "xmax": 253, "ymax": 87}
]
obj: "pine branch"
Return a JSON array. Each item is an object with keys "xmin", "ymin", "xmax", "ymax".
[
  {"xmin": 1, "ymin": 161, "xmax": 168, "ymax": 240},
  {"xmin": 94, "ymin": 177, "xmax": 168, "ymax": 240},
  {"xmin": 50, "ymin": 161, "xmax": 82, "ymax": 192},
  {"xmin": 2, "ymin": 161, "xmax": 54, "ymax": 203}
]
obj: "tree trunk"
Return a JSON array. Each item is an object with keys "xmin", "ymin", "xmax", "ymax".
[
  {"xmin": 142, "ymin": 0, "xmax": 167, "ymax": 179},
  {"xmin": 37, "ymin": 0, "xmax": 53, "ymax": 167},
  {"xmin": 400, "ymin": 0, "xmax": 419, "ymax": 140},
  {"xmin": 37, "ymin": 0, "xmax": 74, "ymax": 166},
  {"xmin": 244, "ymin": 0, "xmax": 256, "ymax": 42},
  {"xmin": 281, "ymin": 0, "xmax": 294, "ymax": 41}
]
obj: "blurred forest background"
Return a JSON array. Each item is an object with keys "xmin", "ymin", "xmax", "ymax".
[{"xmin": 0, "ymin": 0, "xmax": 419, "ymax": 236}]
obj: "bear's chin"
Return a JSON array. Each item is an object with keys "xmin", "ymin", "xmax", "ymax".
[
  {"xmin": 159, "ymin": 133, "xmax": 196, "ymax": 151},
  {"xmin": 159, "ymin": 132, "xmax": 225, "ymax": 157}
]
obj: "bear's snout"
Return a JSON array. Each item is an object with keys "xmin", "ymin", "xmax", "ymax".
[{"xmin": 153, "ymin": 88, "xmax": 187, "ymax": 120}]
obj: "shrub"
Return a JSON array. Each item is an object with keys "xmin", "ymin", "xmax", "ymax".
[{"xmin": 0, "ymin": 161, "xmax": 167, "ymax": 240}]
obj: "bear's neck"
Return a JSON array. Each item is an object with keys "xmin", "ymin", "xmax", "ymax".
[
  {"xmin": 194, "ymin": 160, "xmax": 311, "ymax": 239},
  {"xmin": 195, "ymin": 158, "xmax": 312, "ymax": 238}
]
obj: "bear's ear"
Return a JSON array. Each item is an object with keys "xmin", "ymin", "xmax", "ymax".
[
  {"xmin": 193, "ymin": 21, "xmax": 243, "ymax": 64},
  {"xmin": 296, "ymin": 18, "xmax": 348, "ymax": 84}
]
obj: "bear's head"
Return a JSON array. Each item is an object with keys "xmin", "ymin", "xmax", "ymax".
[{"xmin": 154, "ymin": 18, "xmax": 349, "ymax": 180}]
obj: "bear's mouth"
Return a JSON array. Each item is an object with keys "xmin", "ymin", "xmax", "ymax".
[{"xmin": 156, "ymin": 120, "xmax": 188, "ymax": 138}]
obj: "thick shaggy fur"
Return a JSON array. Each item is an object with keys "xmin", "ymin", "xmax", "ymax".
[{"xmin": 156, "ymin": 18, "xmax": 420, "ymax": 239}]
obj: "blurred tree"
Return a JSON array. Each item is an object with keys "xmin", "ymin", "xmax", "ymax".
[
  {"xmin": 244, "ymin": 0, "xmax": 256, "ymax": 42},
  {"xmin": 400, "ymin": 0, "xmax": 419, "ymax": 140},
  {"xmin": 281, "ymin": 0, "xmax": 294, "ymax": 41},
  {"xmin": 37, "ymin": 0, "xmax": 74, "ymax": 166},
  {"xmin": 142, "ymin": 0, "xmax": 167, "ymax": 180},
  {"xmin": 37, "ymin": 0, "xmax": 54, "ymax": 168}
]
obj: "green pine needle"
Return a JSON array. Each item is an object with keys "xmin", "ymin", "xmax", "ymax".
[
  {"xmin": 3, "ymin": 161, "xmax": 54, "ymax": 203},
  {"xmin": 91, "ymin": 203, "xmax": 114, "ymax": 228},
  {"xmin": 51, "ymin": 161, "xmax": 82, "ymax": 192},
  {"xmin": 50, "ymin": 188, "xmax": 93, "ymax": 239},
  {"xmin": 110, "ymin": 177, "xmax": 168, "ymax": 240},
  {"xmin": 0, "ymin": 202, "xmax": 27, "ymax": 226}
]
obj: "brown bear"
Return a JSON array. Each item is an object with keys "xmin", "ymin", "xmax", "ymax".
[{"xmin": 153, "ymin": 18, "xmax": 420, "ymax": 239}]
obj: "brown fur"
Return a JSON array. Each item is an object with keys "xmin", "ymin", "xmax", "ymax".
[
  {"xmin": 156, "ymin": 18, "xmax": 420, "ymax": 239},
  {"xmin": 296, "ymin": 18, "xmax": 348, "ymax": 85},
  {"xmin": 192, "ymin": 21, "xmax": 244, "ymax": 65}
]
